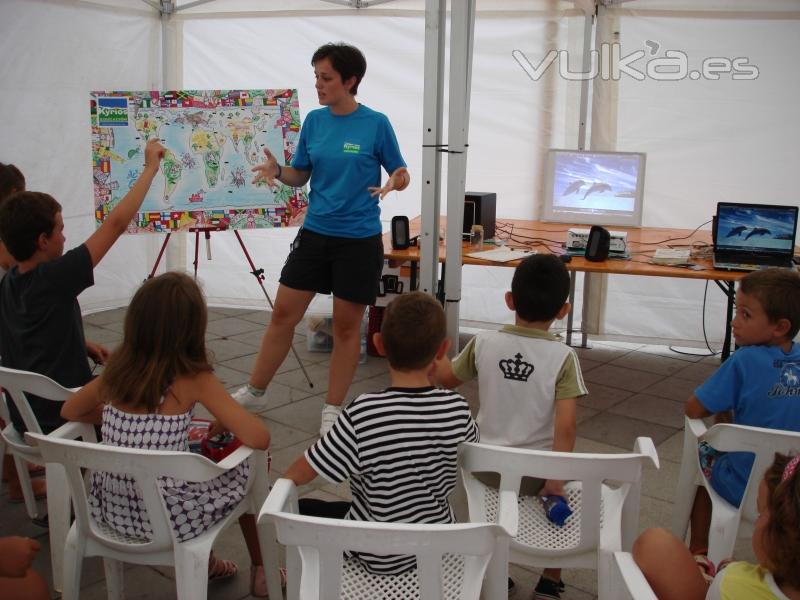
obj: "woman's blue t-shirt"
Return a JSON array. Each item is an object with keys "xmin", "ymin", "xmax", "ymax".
[{"xmin": 291, "ymin": 104, "xmax": 406, "ymax": 239}]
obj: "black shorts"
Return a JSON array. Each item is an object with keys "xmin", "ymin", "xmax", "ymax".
[{"xmin": 280, "ymin": 228, "xmax": 384, "ymax": 306}]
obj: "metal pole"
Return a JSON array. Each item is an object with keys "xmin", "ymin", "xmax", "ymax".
[{"xmin": 418, "ymin": 0, "xmax": 446, "ymax": 298}]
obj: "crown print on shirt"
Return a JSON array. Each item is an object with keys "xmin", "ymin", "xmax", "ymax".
[{"xmin": 499, "ymin": 353, "xmax": 534, "ymax": 382}]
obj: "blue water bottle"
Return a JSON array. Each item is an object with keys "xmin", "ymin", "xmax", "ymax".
[{"xmin": 540, "ymin": 495, "xmax": 573, "ymax": 527}]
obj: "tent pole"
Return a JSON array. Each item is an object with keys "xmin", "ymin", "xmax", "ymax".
[
  {"xmin": 419, "ymin": 0, "xmax": 446, "ymax": 299},
  {"xmin": 442, "ymin": 0, "xmax": 476, "ymax": 355}
]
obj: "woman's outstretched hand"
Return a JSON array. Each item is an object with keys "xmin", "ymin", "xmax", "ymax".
[
  {"xmin": 252, "ymin": 147, "xmax": 280, "ymax": 187},
  {"xmin": 368, "ymin": 167, "xmax": 410, "ymax": 199}
]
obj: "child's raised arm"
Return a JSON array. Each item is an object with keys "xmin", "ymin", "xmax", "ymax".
[
  {"xmin": 196, "ymin": 372, "xmax": 270, "ymax": 450},
  {"xmin": 60, "ymin": 377, "xmax": 104, "ymax": 424},
  {"xmin": 84, "ymin": 138, "xmax": 165, "ymax": 267}
]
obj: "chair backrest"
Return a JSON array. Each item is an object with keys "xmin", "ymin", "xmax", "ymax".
[
  {"xmin": 0, "ymin": 366, "xmax": 74, "ymax": 434},
  {"xmin": 26, "ymin": 432, "xmax": 254, "ymax": 554},
  {"xmin": 610, "ymin": 552, "xmax": 657, "ymax": 600},
  {"xmin": 459, "ymin": 439, "xmax": 659, "ymax": 556},
  {"xmin": 259, "ymin": 478, "xmax": 510, "ymax": 600},
  {"xmin": 701, "ymin": 422, "xmax": 800, "ymax": 524}
]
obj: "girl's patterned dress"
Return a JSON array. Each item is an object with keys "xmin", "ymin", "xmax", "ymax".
[{"xmin": 89, "ymin": 404, "xmax": 250, "ymax": 542}]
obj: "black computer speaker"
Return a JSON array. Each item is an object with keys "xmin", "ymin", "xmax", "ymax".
[
  {"xmin": 462, "ymin": 192, "xmax": 496, "ymax": 240},
  {"xmin": 391, "ymin": 216, "xmax": 410, "ymax": 250},
  {"xmin": 585, "ymin": 225, "xmax": 610, "ymax": 262}
]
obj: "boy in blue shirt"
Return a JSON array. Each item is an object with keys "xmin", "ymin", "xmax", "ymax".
[{"xmin": 685, "ymin": 267, "xmax": 800, "ymax": 557}]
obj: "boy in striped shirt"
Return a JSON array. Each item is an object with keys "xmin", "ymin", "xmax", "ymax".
[{"xmin": 284, "ymin": 291, "xmax": 479, "ymax": 575}]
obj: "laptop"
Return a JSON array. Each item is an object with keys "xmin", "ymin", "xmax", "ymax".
[{"xmin": 713, "ymin": 202, "xmax": 798, "ymax": 271}]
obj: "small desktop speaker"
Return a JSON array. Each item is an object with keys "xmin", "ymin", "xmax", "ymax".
[
  {"xmin": 391, "ymin": 215, "xmax": 410, "ymax": 250},
  {"xmin": 462, "ymin": 192, "xmax": 496, "ymax": 240},
  {"xmin": 585, "ymin": 225, "xmax": 611, "ymax": 262}
]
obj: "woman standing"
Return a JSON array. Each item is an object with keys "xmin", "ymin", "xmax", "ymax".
[{"xmin": 236, "ymin": 43, "xmax": 410, "ymax": 434}]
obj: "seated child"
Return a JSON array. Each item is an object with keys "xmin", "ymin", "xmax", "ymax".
[
  {"xmin": 283, "ymin": 291, "xmax": 479, "ymax": 575},
  {"xmin": 0, "ymin": 161, "xmax": 48, "ymax": 502},
  {"xmin": 685, "ymin": 268, "xmax": 800, "ymax": 558},
  {"xmin": 434, "ymin": 253, "xmax": 587, "ymax": 600},
  {"xmin": 0, "ymin": 139, "xmax": 164, "ymax": 434},
  {"xmin": 633, "ymin": 452, "xmax": 800, "ymax": 600},
  {"xmin": 61, "ymin": 272, "xmax": 276, "ymax": 596}
]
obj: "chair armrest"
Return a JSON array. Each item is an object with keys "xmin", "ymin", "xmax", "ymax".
[
  {"xmin": 633, "ymin": 437, "xmax": 660, "ymax": 469},
  {"xmin": 215, "ymin": 445, "xmax": 255, "ymax": 471},
  {"xmin": 496, "ymin": 488, "xmax": 519, "ymax": 538},
  {"xmin": 45, "ymin": 421, "xmax": 97, "ymax": 442},
  {"xmin": 687, "ymin": 417, "xmax": 708, "ymax": 441},
  {"xmin": 259, "ymin": 478, "xmax": 299, "ymax": 521}
]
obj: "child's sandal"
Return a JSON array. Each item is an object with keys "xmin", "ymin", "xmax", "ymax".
[
  {"xmin": 208, "ymin": 554, "xmax": 238, "ymax": 581},
  {"xmin": 693, "ymin": 553, "xmax": 716, "ymax": 583}
]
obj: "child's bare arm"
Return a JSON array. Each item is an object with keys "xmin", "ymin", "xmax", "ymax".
[
  {"xmin": 685, "ymin": 395, "xmax": 712, "ymax": 419},
  {"xmin": 60, "ymin": 377, "xmax": 103, "ymax": 424},
  {"xmin": 284, "ymin": 455, "xmax": 318, "ymax": 486},
  {"xmin": 196, "ymin": 372, "xmax": 270, "ymax": 450},
  {"xmin": 541, "ymin": 397, "xmax": 577, "ymax": 497},
  {"xmin": 430, "ymin": 355, "xmax": 463, "ymax": 389},
  {"xmin": 84, "ymin": 139, "xmax": 164, "ymax": 267}
]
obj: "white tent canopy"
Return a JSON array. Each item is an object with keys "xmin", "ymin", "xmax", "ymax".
[{"xmin": 1, "ymin": 0, "xmax": 798, "ymax": 345}]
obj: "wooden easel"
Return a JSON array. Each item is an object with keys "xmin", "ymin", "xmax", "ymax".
[{"xmin": 148, "ymin": 224, "xmax": 314, "ymax": 388}]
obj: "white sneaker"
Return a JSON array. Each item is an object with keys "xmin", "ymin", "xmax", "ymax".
[
  {"xmin": 320, "ymin": 404, "xmax": 342, "ymax": 436},
  {"xmin": 231, "ymin": 385, "xmax": 267, "ymax": 410}
]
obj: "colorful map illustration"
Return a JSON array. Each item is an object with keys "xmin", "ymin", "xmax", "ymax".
[{"xmin": 90, "ymin": 89, "xmax": 308, "ymax": 232}]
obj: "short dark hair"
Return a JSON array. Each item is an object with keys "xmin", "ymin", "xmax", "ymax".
[
  {"xmin": 0, "ymin": 163, "xmax": 25, "ymax": 203},
  {"xmin": 0, "ymin": 191, "xmax": 62, "ymax": 262},
  {"xmin": 380, "ymin": 292, "xmax": 446, "ymax": 371},
  {"xmin": 740, "ymin": 268, "xmax": 800, "ymax": 339},
  {"xmin": 511, "ymin": 254, "xmax": 571, "ymax": 322},
  {"xmin": 312, "ymin": 43, "xmax": 367, "ymax": 95}
]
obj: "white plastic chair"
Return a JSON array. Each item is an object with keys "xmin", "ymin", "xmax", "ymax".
[
  {"xmin": 609, "ymin": 552, "xmax": 657, "ymax": 600},
  {"xmin": 671, "ymin": 416, "xmax": 800, "ymax": 565},
  {"xmin": 0, "ymin": 365, "xmax": 96, "ymax": 592},
  {"xmin": 459, "ymin": 439, "xmax": 659, "ymax": 600},
  {"xmin": 26, "ymin": 432, "xmax": 282, "ymax": 600},
  {"xmin": 258, "ymin": 477, "xmax": 515, "ymax": 600}
]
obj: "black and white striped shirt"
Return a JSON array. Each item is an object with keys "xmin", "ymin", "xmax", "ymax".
[{"xmin": 305, "ymin": 386, "xmax": 479, "ymax": 575}]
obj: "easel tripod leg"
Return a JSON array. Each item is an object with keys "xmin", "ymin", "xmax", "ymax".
[{"xmin": 233, "ymin": 231, "xmax": 314, "ymax": 389}]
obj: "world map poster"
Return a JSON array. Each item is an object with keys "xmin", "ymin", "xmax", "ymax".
[{"xmin": 90, "ymin": 89, "xmax": 308, "ymax": 232}]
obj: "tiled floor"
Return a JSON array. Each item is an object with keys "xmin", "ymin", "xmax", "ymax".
[{"xmin": 1, "ymin": 306, "xmax": 754, "ymax": 599}]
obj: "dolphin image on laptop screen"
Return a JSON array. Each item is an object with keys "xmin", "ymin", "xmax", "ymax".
[{"xmin": 713, "ymin": 202, "xmax": 798, "ymax": 271}]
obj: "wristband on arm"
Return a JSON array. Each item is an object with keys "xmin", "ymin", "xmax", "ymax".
[{"xmin": 276, "ymin": 163, "xmax": 283, "ymax": 179}]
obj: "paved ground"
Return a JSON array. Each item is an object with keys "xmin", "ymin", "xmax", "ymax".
[{"xmin": 1, "ymin": 306, "xmax": 753, "ymax": 599}]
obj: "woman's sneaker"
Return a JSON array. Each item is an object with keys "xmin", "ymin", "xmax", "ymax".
[
  {"xmin": 231, "ymin": 385, "xmax": 267, "ymax": 410},
  {"xmin": 320, "ymin": 404, "xmax": 342, "ymax": 435}
]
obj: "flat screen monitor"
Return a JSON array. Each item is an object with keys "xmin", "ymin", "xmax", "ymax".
[{"xmin": 542, "ymin": 149, "xmax": 646, "ymax": 228}]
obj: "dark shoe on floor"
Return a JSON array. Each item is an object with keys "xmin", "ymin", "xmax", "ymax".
[
  {"xmin": 508, "ymin": 576, "xmax": 515, "ymax": 591},
  {"xmin": 534, "ymin": 575, "xmax": 562, "ymax": 600}
]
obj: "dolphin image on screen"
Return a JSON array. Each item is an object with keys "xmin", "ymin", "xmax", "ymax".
[
  {"xmin": 562, "ymin": 179, "xmax": 585, "ymax": 196},
  {"xmin": 744, "ymin": 227, "xmax": 771, "ymax": 241},
  {"xmin": 582, "ymin": 182, "xmax": 611, "ymax": 200},
  {"xmin": 725, "ymin": 226, "xmax": 747, "ymax": 238}
]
